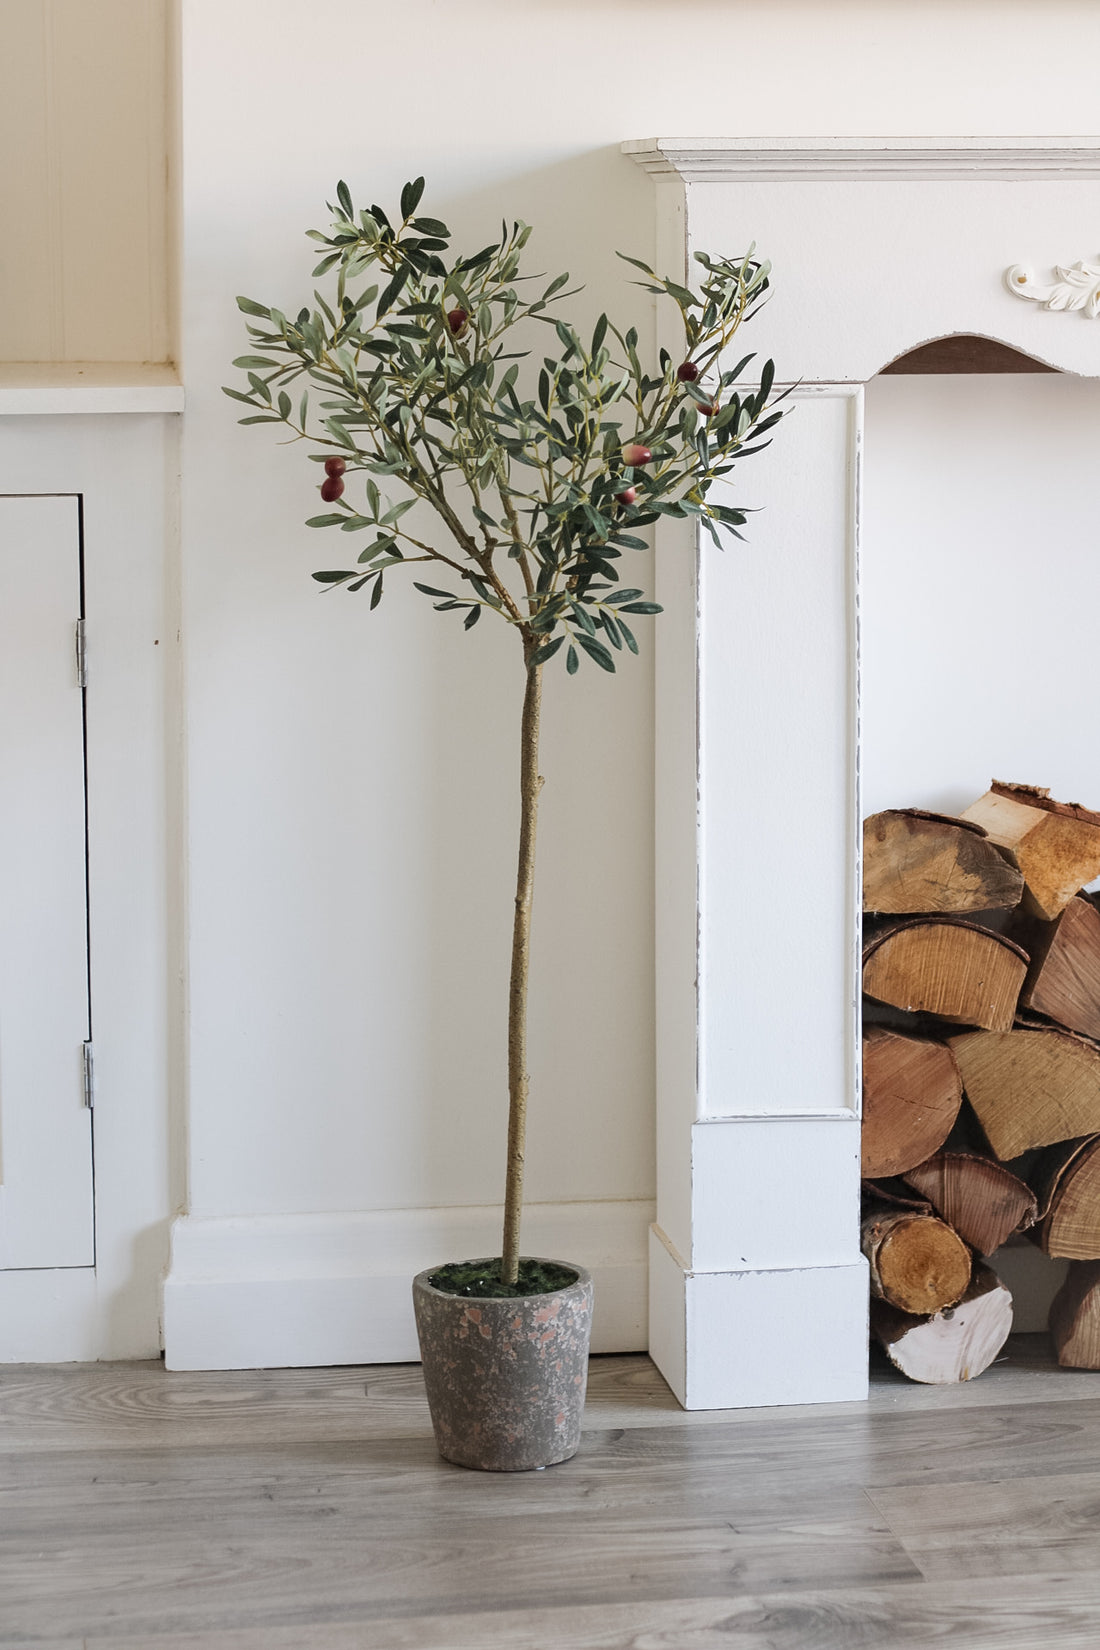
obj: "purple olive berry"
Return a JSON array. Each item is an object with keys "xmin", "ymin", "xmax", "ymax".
[{"xmin": 320, "ymin": 476, "xmax": 345, "ymax": 503}]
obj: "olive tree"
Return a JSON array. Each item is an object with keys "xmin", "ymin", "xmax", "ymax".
[{"xmin": 225, "ymin": 177, "xmax": 784, "ymax": 1288}]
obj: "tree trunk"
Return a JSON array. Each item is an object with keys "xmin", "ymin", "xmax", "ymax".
[{"xmin": 500, "ymin": 656, "xmax": 544, "ymax": 1287}]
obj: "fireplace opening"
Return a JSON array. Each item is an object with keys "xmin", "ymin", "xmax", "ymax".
[{"xmin": 860, "ymin": 351, "xmax": 1100, "ymax": 1362}]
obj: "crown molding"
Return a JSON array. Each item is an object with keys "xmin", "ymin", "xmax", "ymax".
[{"xmin": 622, "ymin": 137, "xmax": 1100, "ymax": 183}]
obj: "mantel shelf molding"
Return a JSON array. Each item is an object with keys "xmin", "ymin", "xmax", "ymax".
[{"xmin": 623, "ymin": 136, "xmax": 1100, "ymax": 183}]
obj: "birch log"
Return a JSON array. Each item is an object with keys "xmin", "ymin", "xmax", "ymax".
[
  {"xmin": 871, "ymin": 1264, "xmax": 1013, "ymax": 1383},
  {"xmin": 961, "ymin": 782, "xmax": 1100, "ymax": 921}
]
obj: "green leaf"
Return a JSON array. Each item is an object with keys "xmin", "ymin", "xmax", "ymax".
[
  {"xmin": 531, "ymin": 635, "xmax": 565, "ymax": 666},
  {"xmin": 617, "ymin": 617, "xmax": 639, "ymax": 654},
  {"xmin": 312, "ymin": 570, "xmax": 355, "ymax": 583},
  {"xmin": 575, "ymin": 632, "xmax": 616, "ymax": 672},
  {"xmin": 620, "ymin": 601, "xmax": 662, "ymax": 615},
  {"xmin": 312, "ymin": 254, "xmax": 341, "ymax": 277},
  {"xmin": 566, "ymin": 644, "xmax": 579, "ymax": 675},
  {"xmin": 616, "ymin": 252, "xmax": 656, "ymax": 277},
  {"xmin": 336, "ymin": 179, "xmax": 354, "ymax": 218},
  {"xmin": 222, "ymin": 386, "xmax": 257, "ymax": 405},
  {"xmin": 591, "ymin": 313, "xmax": 608, "ymax": 356},
  {"xmin": 306, "ymin": 513, "xmax": 348, "ymax": 527},
  {"xmin": 238, "ymin": 415, "xmax": 282, "ymax": 424},
  {"xmin": 463, "ymin": 606, "xmax": 481, "ymax": 630},
  {"xmin": 277, "ymin": 391, "xmax": 292, "ymax": 419},
  {"xmin": 236, "ymin": 296, "xmax": 271, "ymax": 318},
  {"xmin": 400, "ymin": 177, "xmax": 426, "ymax": 219},
  {"xmin": 413, "ymin": 582, "xmax": 460, "ymax": 601},
  {"xmin": 370, "ymin": 574, "xmax": 384, "ymax": 610},
  {"xmin": 412, "ymin": 216, "xmax": 449, "ymax": 236},
  {"xmin": 233, "ymin": 355, "xmax": 278, "ymax": 370}
]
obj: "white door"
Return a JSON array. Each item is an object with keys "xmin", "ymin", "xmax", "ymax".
[{"xmin": 0, "ymin": 494, "xmax": 94, "ymax": 1269}]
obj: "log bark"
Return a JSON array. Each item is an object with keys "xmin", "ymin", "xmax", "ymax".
[
  {"xmin": 960, "ymin": 782, "xmax": 1100, "ymax": 921},
  {"xmin": 871, "ymin": 1263, "xmax": 1013, "ymax": 1383},
  {"xmin": 1018, "ymin": 895, "xmax": 1100, "ymax": 1043},
  {"xmin": 863, "ymin": 809, "xmax": 1024, "ymax": 916},
  {"xmin": 861, "ymin": 1207, "xmax": 972, "ymax": 1315},
  {"xmin": 1049, "ymin": 1260, "xmax": 1100, "ymax": 1368},
  {"xmin": 861, "ymin": 1027, "xmax": 963, "ymax": 1178},
  {"xmin": 1031, "ymin": 1135, "xmax": 1100, "ymax": 1258},
  {"xmin": 862, "ymin": 919, "xmax": 1028, "ymax": 1032},
  {"xmin": 949, "ymin": 1023, "xmax": 1100, "ymax": 1158},
  {"xmin": 901, "ymin": 1151, "xmax": 1037, "ymax": 1256}
]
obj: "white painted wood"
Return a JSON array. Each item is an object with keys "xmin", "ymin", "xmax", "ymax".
[
  {"xmin": 684, "ymin": 1260, "xmax": 868, "ymax": 1410},
  {"xmin": 0, "ymin": 416, "xmax": 175, "ymax": 1359},
  {"xmin": 691, "ymin": 1117, "xmax": 862, "ymax": 1274},
  {"xmin": 0, "ymin": 365, "xmax": 184, "ymax": 416},
  {"xmin": 622, "ymin": 137, "xmax": 1100, "ymax": 180},
  {"xmin": 163, "ymin": 1199, "xmax": 653, "ymax": 1370},
  {"xmin": 698, "ymin": 388, "xmax": 861, "ymax": 1119},
  {"xmin": 0, "ymin": 494, "xmax": 93, "ymax": 1268}
]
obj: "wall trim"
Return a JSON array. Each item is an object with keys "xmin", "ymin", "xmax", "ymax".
[
  {"xmin": 163, "ymin": 1199, "xmax": 654, "ymax": 1371},
  {"xmin": 622, "ymin": 136, "xmax": 1100, "ymax": 182}
]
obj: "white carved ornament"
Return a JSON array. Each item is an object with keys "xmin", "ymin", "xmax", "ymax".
[{"xmin": 1005, "ymin": 258, "xmax": 1100, "ymax": 317}]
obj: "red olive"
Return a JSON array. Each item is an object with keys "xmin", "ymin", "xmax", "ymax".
[
  {"xmin": 320, "ymin": 476, "xmax": 345, "ymax": 503},
  {"xmin": 323, "ymin": 456, "xmax": 347, "ymax": 478},
  {"xmin": 447, "ymin": 307, "xmax": 469, "ymax": 335},
  {"xmin": 697, "ymin": 401, "xmax": 718, "ymax": 417},
  {"xmin": 614, "ymin": 487, "xmax": 637, "ymax": 507},
  {"xmin": 676, "ymin": 361, "xmax": 700, "ymax": 382},
  {"xmin": 622, "ymin": 444, "xmax": 652, "ymax": 467}
]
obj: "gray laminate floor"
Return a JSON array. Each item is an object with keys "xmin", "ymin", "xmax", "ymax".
[{"xmin": 3, "ymin": 1336, "xmax": 1100, "ymax": 1648}]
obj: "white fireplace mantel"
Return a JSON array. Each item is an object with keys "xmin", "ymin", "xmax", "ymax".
[{"xmin": 626, "ymin": 137, "xmax": 1100, "ymax": 1408}]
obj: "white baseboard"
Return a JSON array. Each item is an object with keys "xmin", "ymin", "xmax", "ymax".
[
  {"xmin": 0, "ymin": 1267, "xmax": 99, "ymax": 1362},
  {"xmin": 649, "ymin": 1223, "xmax": 870, "ymax": 1409},
  {"xmin": 163, "ymin": 1199, "xmax": 654, "ymax": 1371}
]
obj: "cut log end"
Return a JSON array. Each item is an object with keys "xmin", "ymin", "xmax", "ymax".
[
  {"xmin": 863, "ymin": 919, "xmax": 1028, "ymax": 1033},
  {"xmin": 863, "ymin": 810, "xmax": 1025, "ymax": 916},
  {"xmin": 861, "ymin": 1027, "xmax": 963, "ymax": 1178},
  {"xmin": 862, "ymin": 1208, "xmax": 972, "ymax": 1316},
  {"xmin": 901, "ymin": 1151, "xmax": 1037, "ymax": 1256}
]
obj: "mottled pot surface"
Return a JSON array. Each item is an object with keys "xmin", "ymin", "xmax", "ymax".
[{"xmin": 413, "ymin": 1257, "xmax": 594, "ymax": 1472}]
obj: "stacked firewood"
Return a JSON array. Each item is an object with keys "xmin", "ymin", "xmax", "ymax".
[{"xmin": 863, "ymin": 781, "xmax": 1100, "ymax": 1382}]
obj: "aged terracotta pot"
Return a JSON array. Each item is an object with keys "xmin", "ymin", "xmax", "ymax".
[{"xmin": 412, "ymin": 1258, "xmax": 594, "ymax": 1471}]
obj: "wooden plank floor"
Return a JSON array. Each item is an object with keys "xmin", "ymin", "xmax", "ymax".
[{"xmin": 3, "ymin": 1335, "xmax": 1100, "ymax": 1648}]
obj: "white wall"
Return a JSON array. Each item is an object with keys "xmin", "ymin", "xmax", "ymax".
[{"xmin": 172, "ymin": 0, "xmax": 1100, "ymax": 1366}]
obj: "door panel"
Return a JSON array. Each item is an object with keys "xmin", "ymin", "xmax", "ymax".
[{"xmin": 0, "ymin": 494, "xmax": 94, "ymax": 1268}]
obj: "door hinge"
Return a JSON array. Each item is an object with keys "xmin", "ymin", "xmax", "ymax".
[
  {"xmin": 75, "ymin": 619, "xmax": 87, "ymax": 688},
  {"xmin": 82, "ymin": 1040, "xmax": 95, "ymax": 1109}
]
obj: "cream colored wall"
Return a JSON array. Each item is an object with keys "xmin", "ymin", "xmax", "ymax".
[{"xmin": 0, "ymin": 0, "xmax": 173, "ymax": 364}]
